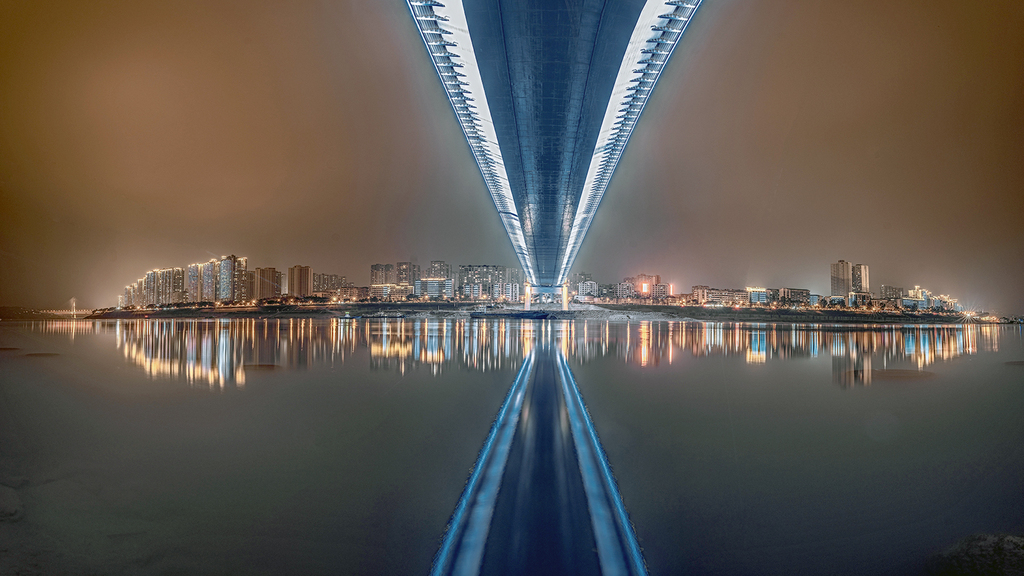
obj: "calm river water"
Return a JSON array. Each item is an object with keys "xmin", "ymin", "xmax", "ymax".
[{"xmin": 0, "ymin": 319, "xmax": 1021, "ymax": 575}]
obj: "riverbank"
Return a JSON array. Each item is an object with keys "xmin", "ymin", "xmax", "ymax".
[{"xmin": 79, "ymin": 302, "xmax": 987, "ymax": 325}]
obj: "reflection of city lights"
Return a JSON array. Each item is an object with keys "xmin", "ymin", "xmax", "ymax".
[{"xmin": 24, "ymin": 320, "xmax": 1000, "ymax": 391}]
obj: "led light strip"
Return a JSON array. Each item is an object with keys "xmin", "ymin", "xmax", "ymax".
[
  {"xmin": 557, "ymin": 0, "xmax": 703, "ymax": 284},
  {"xmin": 406, "ymin": 0, "xmax": 537, "ymax": 284}
]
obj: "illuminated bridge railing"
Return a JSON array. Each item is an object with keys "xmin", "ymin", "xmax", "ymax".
[
  {"xmin": 559, "ymin": 0, "xmax": 703, "ymax": 282},
  {"xmin": 406, "ymin": 0, "xmax": 535, "ymax": 283}
]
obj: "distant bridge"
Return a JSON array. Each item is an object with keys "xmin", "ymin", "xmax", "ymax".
[{"xmin": 38, "ymin": 309, "xmax": 91, "ymax": 317}]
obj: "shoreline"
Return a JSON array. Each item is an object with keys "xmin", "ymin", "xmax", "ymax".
[{"xmin": 70, "ymin": 303, "xmax": 999, "ymax": 325}]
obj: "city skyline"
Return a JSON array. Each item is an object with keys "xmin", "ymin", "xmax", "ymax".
[
  {"xmin": 2, "ymin": 1, "xmax": 1022, "ymax": 313},
  {"xmin": 107, "ymin": 250, "xmax": 969, "ymax": 317}
]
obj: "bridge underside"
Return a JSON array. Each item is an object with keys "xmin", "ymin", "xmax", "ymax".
[{"xmin": 408, "ymin": 0, "xmax": 701, "ymax": 287}]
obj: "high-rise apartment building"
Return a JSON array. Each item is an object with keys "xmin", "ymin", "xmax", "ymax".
[
  {"xmin": 200, "ymin": 259, "xmax": 218, "ymax": 302},
  {"xmin": 396, "ymin": 262, "xmax": 420, "ymax": 286},
  {"xmin": 186, "ymin": 263, "xmax": 201, "ymax": 302},
  {"xmin": 254, "ymin": 268, "xmax": 281, "ymax": 300},
  {"xmin": 217, "ymin": 255, "xmax": 246, "ymax": 302},
  {"xmin": 171, "ymin": 267, "xmax": 185, "ymax": 303},
  {"xmin": 370, "ymin": 263, "xmax": 396, "ymax": 286},
  {"xmin": 426, "ymin": 261, "xmax": 451, "ymax": 281},
  {"xmin": 288, "ymin": 265, "xmax": 312, "ymax": 297},
  {"xmin": 312, "ymin": 273, "xmax": 345, "ymax": 293},
  {"xmin": 458, "ymin": 265, "xmax": 507, "ymax": 291},
  {"xmin": 233, "ymin": 257, "xmax": 248, "ymax": 301},
  {"xmin": 157, "ymin": 268, "xmax": 172, "ymax": 304},
  {"xmin": 830, "ymin": 260, "xmax": 853, "ymax": 297},
  {"xmin": 507, "ymin": 268, "xmax": 523, "ymax": 286},
  {"xmin": 133, "ymin": 267, "xmax": 186, "ymax": 305},
  {"xmin": 243, "ymin": 270, "xmax": 255, "ymax": 302},
  {"xmin": 144, "ymin": 270, "xmax": 158, "ymax": 305},
  {"xmin": 852, "ymin": 263, "xmax": 869, "ymax": 294}
]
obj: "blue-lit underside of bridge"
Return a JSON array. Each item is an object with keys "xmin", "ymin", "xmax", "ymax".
[{"xmin": 407, "ymin": 0, "xmax": 702, "ymax": 289}]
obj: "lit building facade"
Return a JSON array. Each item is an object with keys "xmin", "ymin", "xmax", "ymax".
[
  {"xmin": 880, "ymin": 285, "xmax": 904, "ymax": 300},
  {"xmin": 288, "ymin": 265, "xmax": 312, "ymax": 297},
  {"xmin": 779, "ymin": 288, "xmax": 811, "ymax": 305},
  {"xmin": 396, "ymin": 262, "xmax": 420, "ymax": 287},
  {"xmin": 218, "ymin": 258, "xmax": 234, "ymax": 301},
  {"xmin": 831, "ymin": 260, "xmax": 853, "ymax": 297},
  {"xmin": 427, "ymin": 261, "xmax": 452, "ymax": 282},
  {"xmin": 458, "ymin": 265, "xmax": 513, "ymax": 298},
  {"xmin": 313, "ymin": 273, "xmax": 345, "ymax": 293},
  {"xmin": 370, "ymin": 264, "xmax": 396, "ymax": 286},
  {"xmin": 692, "ymin": 285, "xmax": 748, "ymax": 306},
  {"xmin": 415, "ymin": 278, "xmax": 454, "ymax": 299},
  {"xmin": 626, "ymin": 274, "xmax": 661, "ymax": 297},
  {"xmin": 200, "ymin": 260, "xmax": 218, "ymax": 302},
  {"xmin": 216, "ymin": 255, "xmax": 246, "ymax": 302},
  {"xmin": 186, "ymin": 264, "xmax": 201, "ymax": 303},
  {"xmin": 852, "ymin": 263, "xmax": 869, "ymax": 294},
  {"xmin": 747, "ymin": 287, "xmax": 768, "ymax": 305},
  {"xmin": 254, "ymin": 268, "xmax": 281, "ymax": 300},
  {"xmin": 615, "ymin": 282, "xmax": 635, "ymax": 300}
]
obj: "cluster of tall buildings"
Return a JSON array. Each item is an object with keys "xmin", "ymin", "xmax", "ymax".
[
  {"xmin": 368, "ymin": 261, "xmax": 523, "ymax": 301},
  {"xmin": 682, "ymin": 260, "xmax": 961, "ymax": 312},
  {"xmin": 119, "ymin": 256, "xmax": 350, "ymax": 308},
  {"xmin": 119, "ymin": 254, "xmax": 963, "ymax": 313},
  {"xmin": 364, "ymin": 264, "xmax": 680, "ymax": 304},
  {"xmin": 677, "ymin": 260, "xmax": 961, "ymax": 312},
  {"xmin": 829, "ymin": 260, "xmax": 872, "ymax": 306},
  {"xmin": 571, "ymin": 273, "xmax": 673, "ymax": 302},
  {"xmin": 828, "ymin": 259, "xmax": 961, "ymax": 311},
  {"xmin": 122, "ymin": 255, "xmax": 250, "ymax": 308}
]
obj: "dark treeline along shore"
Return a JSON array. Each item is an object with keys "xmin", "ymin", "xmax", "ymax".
[{"xmin": 73, "ymin": 302, "xmax": 985, "ymax": 325}]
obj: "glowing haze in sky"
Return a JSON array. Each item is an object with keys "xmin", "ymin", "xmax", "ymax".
[{"xmin": 1, "ymin": 0, "xmax": 1022, "ymax": 313}]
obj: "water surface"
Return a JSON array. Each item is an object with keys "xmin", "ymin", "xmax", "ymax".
[{"xmin": 0, "ymin": 319, "xmax": 1020, "ymax": 574}]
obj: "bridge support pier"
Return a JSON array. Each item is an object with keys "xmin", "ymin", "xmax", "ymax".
[
  {"xmin": 562, "ymin": 283, "xmax": 569, "ymax": 311},
  {"xmin": 524, "ymin": 282, "xmax": 532, "ymax": 311}
]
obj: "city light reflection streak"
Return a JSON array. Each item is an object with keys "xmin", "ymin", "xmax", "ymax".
[{"xmin": 24, "ymin": 319, "xmax": 1001, "ymax": 392}]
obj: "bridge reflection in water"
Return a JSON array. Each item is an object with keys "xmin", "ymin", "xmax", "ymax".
[{"xmin": 431, "ymin": 345, "xmax": 645, "ymax": 576}]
